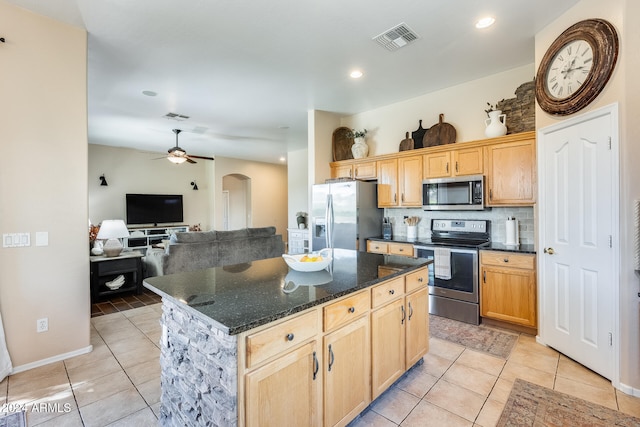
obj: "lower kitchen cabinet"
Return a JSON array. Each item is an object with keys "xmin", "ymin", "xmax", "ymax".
[
  {"xmin": 480, "ymin": 251, "xmax": 537, "ymax": 328},
  {"xmin": 323, "ymin": 315, "xmax": 370, "ymax": 427},
  {"xmin": 245, "ymin": 341, "xmax": 320, "ymax": 427},
  {"xmin": 240, "ymin": 265, "xmax": 430, "ymax": 427},
  {"xmin": 405, "ymin": 287, "xmax": 429, "ymax": 367},
  {"xmin": 371, "ymin": 298, "xmax": 405, "ymax": 399}
]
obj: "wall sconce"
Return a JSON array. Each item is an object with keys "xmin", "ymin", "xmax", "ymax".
[
  {"xmin": 191, "ymin": 181, "xmax": 198, "ymax": 190},
  {"xmin": 99, "ymin": 175, "xmax": 108, "ymax": 186}
]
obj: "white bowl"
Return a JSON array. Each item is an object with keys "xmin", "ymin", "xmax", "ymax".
[{"xmin": 282, "ymin": 249, "xmax": 332, "ymax": 272}]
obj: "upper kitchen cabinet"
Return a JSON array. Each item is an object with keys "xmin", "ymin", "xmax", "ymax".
[
  {"xmin": 377, "ymin": 156, "xmax": 422, "ymax": 208},
  {"xmin": 423, "ymin": 147, "xmax": 483, "ymax": 179},
  {"xmin": 330, "ymin": 160, "xmax": 377, "ymax": 180},
  {"xmin": 485, "ymin": 135, "xmax": 536, "ymax": 206}
]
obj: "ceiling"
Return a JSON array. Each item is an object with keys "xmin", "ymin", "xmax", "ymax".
[{"xmin": 8, "ymin": 0, "xmax": 579, "ymax": 164}]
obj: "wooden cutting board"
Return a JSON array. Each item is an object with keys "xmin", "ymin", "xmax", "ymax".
[
  {"xmin": 422, "ymin": 114, "xmax": 456, "ymax": 147},
  {"xmin": 332, "ymin": 127, "xmax": 354, "ymax": 161},
  {"xmin": 399, "ymin": 132, "xmax": 414, "ymax": 151},
  {"xmin": 411, "ymin": 120, "xmax": 428, "ymax": 149}
]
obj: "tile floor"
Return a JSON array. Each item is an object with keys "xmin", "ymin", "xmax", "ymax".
[
  {"xmin": 91, "ymin": 290, "xmax": 162, "ymax": 317},
  {"xmin": 1, "ymin": 306, "xmax": 639, "ymax": 426}
]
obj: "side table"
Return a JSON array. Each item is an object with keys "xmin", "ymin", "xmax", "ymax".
[{"xmin": 90, "ymin": 252, "xmax": 144, "ymax": 303}]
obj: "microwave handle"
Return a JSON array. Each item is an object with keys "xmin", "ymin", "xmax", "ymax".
[{"xmin": 469, "ymin": 182, "xmax": 473, "ymax": 204}]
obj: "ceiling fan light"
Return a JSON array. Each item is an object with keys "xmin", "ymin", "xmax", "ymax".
[{"xmin": 168, "ymin": 156, "xmax": 187, "ymax": 164}]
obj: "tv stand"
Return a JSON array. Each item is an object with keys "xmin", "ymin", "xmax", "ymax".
[{"xmin": 125, "ymin": 225, "xmax": 189, "ymax": 251}]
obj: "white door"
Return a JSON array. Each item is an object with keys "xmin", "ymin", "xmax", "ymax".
[{"xmin": 539, "ymin": 106, "xmax": 618, "ymax": 380}]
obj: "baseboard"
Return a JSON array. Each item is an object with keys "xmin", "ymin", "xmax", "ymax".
[
  {"xmin": 618, "ymin": 382, "xmax": 640, "ymax": 397},
  {"xmin": 11, "ymin": 345, "xmax": 93, "ymax": 375},
  {"xmin": 480, "ymin": 317, "xmax": 537, "ymax": 336}
]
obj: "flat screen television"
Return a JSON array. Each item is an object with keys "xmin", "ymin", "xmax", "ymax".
[{"xmin": 126, "ymin": 194, "xmax": 184, "ymax": 225}]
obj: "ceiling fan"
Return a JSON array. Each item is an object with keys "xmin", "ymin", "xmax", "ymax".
[{"xmin": 162, "ymin": 129, "xmax": 214, "ymax": 164}]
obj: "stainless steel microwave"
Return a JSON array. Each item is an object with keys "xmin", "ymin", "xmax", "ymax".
[{"xmin": 422, "ymin": 174, "xmax": 485, "ymax": 210}]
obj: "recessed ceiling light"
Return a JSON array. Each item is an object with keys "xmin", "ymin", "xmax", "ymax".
[
  {"xmin": 278, "ymin": 125, "xmax": 290, "ymax": 130},
  {"xmin": 475, "ymin": 16, "xmax": 495, "ymax": 29},
  {"xmin": 142, "ymin": 90, "xmax": 157, "ymax": 97},
  {"xmin": 350, "ymin": 70, "xmax": 363, "ymax": 79},
  {"xmin": 279, "ymin": 156, "xmax": 286, "ymax": 162}
]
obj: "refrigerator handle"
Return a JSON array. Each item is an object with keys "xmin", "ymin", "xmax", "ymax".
[{"xmin": 326, "ymin": 194, "xmax": 334, "ymax": 249}]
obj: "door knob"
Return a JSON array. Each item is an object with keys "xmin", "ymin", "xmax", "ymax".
[{"xmin": 544, "ymin": 247, "xmax": 555, "ymax": 255}]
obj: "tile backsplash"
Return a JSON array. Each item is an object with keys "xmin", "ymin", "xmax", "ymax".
[{"xmin": 384, "ymin": 207, "xmax": 535, "ymax": 245}]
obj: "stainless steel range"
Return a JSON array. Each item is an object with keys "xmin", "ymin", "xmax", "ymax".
[{"xmin": 413, "ymin": 219, "xmax": 490, "ymax": 325}]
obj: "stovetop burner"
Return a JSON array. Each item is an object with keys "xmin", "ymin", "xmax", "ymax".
[{"xmin": 424, "ymin": 219, "xmax": 491, "ymax": 248}]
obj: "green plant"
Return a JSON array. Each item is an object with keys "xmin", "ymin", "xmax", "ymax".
[
  {"xmin": 484, "ymin": 100, "xmax": 505, "ymax": 116},
  {"xmin": 349, "ymin": 129, "xmax": 368, "ymax": 139}
]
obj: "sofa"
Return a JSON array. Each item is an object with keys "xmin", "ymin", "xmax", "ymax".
[{"xmin": 143, "ymin": 226, "xmax": 285, "ymax": 277}]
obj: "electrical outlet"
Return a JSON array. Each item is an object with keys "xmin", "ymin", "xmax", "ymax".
[{"xmin": 37, "ymin": 318, "xmax": 48, "ymax": 333}]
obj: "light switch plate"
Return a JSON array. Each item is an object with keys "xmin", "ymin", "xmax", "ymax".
[{"xmin": 35, "ymin": 232, "xmax": 48, "ymax": 247}]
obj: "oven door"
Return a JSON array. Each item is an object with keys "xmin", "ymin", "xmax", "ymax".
[{"xmin": 414, "ymin": 245, "xmax": 478, "ymax": 303}]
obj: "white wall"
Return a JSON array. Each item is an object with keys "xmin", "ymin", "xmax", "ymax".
[
  {"xmin": 287, "ymin": 148, "xmax": 309, "ymax": 229},
  {"xmin": 341, "ymin": 64, "xmax": 534, "ymax": 156},
  {"xmin": 0, "ymin": 3, "xmax": 89, "ymax": 368},
  {"xmin": 222, "ymin": 174, "xmax": 249, "ymax": 230},
  {"xmin": 536, "ymin": 0, "xmax": 639, "ymax": 393},
  {"xmin": 88, "ymin": 144, "xmax": 211, "ymax": 229}
]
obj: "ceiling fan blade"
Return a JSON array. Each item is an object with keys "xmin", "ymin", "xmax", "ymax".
[
  {"xmin": 189, "ymin": 155, "xmax": 215, "ymax": 161},
  {"xmin": 186, "ymin": 157, "xmax": 197, "ymax": 164}
]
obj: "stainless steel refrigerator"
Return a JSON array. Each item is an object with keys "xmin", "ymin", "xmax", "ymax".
[{"xmin": 311, "ymin": 180, "xmax": 383, "ymax": 251}]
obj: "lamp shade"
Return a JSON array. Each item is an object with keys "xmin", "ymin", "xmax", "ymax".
[
  {"xmin": 96, "ymin": 220, "xmax": 129, "ymax": 257},
  {"xmin": 96, "ymin": 220, "xmax": 129, "ymax": 239}
]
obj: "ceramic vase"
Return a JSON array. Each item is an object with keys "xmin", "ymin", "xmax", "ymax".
[
  {"xmin": 351, "ymin": 137, "xmax": 369, "ymax": 159},
  {"xmin": 484, "ymin": 110, "xmax": 507, "ymax": 138}
]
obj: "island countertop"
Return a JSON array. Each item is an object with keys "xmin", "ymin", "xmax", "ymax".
[{"xmin": 144, "ymin": 248, "xmax": 430, "ymax": 335}]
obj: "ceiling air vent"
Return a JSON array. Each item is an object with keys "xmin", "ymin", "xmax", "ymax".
[
  {"xmin": 164, "ymin": 112, "xmax": 190, "ymax": 121},
  {"xmin": 373, "ymin": 22, "xmax": 419, "ymax": 51}
]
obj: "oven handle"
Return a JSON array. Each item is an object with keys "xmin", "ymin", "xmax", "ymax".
[{"xmin": 414, "ymin": 245, "xmax": 480, "ymax": 256}]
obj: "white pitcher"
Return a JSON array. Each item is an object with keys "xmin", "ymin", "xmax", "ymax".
[{"xmin": 484, "ymin": 110, "xmax": 507, "ymax": 138}]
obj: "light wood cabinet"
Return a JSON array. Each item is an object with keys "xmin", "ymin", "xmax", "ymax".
[
  {"xmin": 245, "ymin": 341, "xmax": 320, "ymax": 427},
  {"xmin": 480, "ymin": 251, "xmax": 537, "ymax": 328},
  {"xmin": 405, "ymin": 287, "xmax": 429, "ymax": 367},
  {"xmin": 367, "ymin": 240, "xmax": 413, "ymax": 257},
  {"xmin": 323, "ymin": 315, "xmax": 370, "ymax": 427},
  {"xmin": 371, "ymin": 297, "xmax": 405, "ymax": 399},
  {"xmin": 485, "ymin": 138, "xmax": 536, "ymax": 206},
  {"xmin": 370, "ymin": 268, "xmax": 429, "ymax": 399},
  {"xmin": 330, "ymin": 160, "xmax": 377, "ymax": 180},
  {"xmin": 241, "ymin": 265, "xmax": 431, "ymax": 427},
  {"xmin": 423, "ymin": 147, "xmax": 483, "ymax": 179},
  {"xmin": 377, "ymin": 156, "xmax": 422, "ymax": 207}
]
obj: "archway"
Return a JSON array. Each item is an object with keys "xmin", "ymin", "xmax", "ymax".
[{"xmin": 222, "ymin": 174, "xmax": 251, "ymax": 230}]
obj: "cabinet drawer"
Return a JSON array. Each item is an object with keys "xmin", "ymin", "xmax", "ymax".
[
  {"xmin": 323, "ymin": 290, "xmax": 370, "ymax": 332},
  {"xmin": 246, "ymin": 310, "xmax": 318, "ymax": 369},
  {"xmin": 389, "ymin": 243, "xmax": 413, "ymax": 257},
  {"xmin": 367, "ymin": 241, "xmax": 389, "ymax": 254},
  {"xmin": 480, "ymin": 251, "xmax": 535, "ymax": 270},
  {"xmin": 97, "ymin": 258, "xmax": 138, "ymax": 275},
  {"xmin": 371, "ymin": 277, "xmax": 404, "ymax": 308},
  {"xmin": 405, "ymin": 268, "xmax": 428, "ymax": 293}
]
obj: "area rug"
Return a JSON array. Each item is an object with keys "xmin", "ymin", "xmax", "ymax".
[
  {"xmin": 429, "ymin": 314, "xmax": 518, "ymax": 359},
  {"xmin": 0, "ymin": 411, "xmax": 26, "ymax": 427},
  {"xmin": 497, "ymin": 378, "xmax": 640, "ymax": 426}
]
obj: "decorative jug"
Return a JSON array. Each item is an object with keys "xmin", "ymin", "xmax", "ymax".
[
  {"xmin": 484, "ymin": 110, "xmax": 507, "ymax": 138},
  {"xmin": 351, "ymin": 137, "xmax": 369, "ymax": 159}
]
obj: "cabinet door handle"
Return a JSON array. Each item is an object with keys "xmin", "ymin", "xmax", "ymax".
[
  {"xmin": 503, "ymin": 258, "xmax": 509, "ymax": 263},
  {"xmin": 286, "ymin": 333, "xmax": 294, "ymax": 341},
  {"xmin": 348, "ymin": 306, "xmax": 355, "ymax": 313},
  {"xmin": 328, "ymin": 344, "xmax": 335, "ymax": 372},
  {"xmin": 446, "ymin": 162, "xmax": 449, "ymax": 173},
  {"xmin": 401, "ymin": 305, "xmax": 406, "ymax": 324},
  {"xmin": 313, "ymin": 351, "xmax": 319, "ymax": 380},
  {"xmin": 489, "ymin": 189, "xmax": 493, "ymax": 201},
  {"xmin": 394, "ymin": 193, "xmax": 397, "ymax": 203},
  {"xmin": 483, "ymin": 271, "xmax": 486, "ymax": 283},
  {"xmin": 355, "ymin": 167, "xmax": 358, "ymax": 177},
  {"xmin": 349, "ymin": 169, "xmax": 353, "ymax": 179},
  {"xmin": 401, "ymin": 193, "xmax": 405, "ymax": 202},
  {"xmin": 418, "ymin": 277, "xmax": 423, "ymax": 282},
  {"xmin": 455, "ymin": 161, "xmax": 459, "ymax": 173},
  {"xmin": 408, "ymin": 301, "xmax": 414, "ymax": 321}
]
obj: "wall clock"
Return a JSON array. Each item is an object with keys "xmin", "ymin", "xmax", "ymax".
[{"xmin": 536, "ymin": 18, "xmax": 618, "ymax": 116}]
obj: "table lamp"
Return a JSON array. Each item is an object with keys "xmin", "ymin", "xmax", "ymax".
[{"xmin": 96, "ymin": 220, "xmax": 130, "ymax": 257}]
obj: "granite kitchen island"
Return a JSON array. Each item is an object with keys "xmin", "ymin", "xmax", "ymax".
[{"xmin": 144, "ymin": 248, "xmax": 431, "ymax": 427}]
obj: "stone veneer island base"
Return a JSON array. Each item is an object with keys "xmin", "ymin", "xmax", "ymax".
[{"xmin": 145, "ymin": 249, "xmax": 431, "ymax": 427}]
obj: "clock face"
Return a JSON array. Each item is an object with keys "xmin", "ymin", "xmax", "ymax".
[
  {"xmin": 546, "ymin": 40, "xmax": 593, "ymax": 100},
  {"xmin": 535, "ymin": 19, "xmax": 618, "ymax": 116}
]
